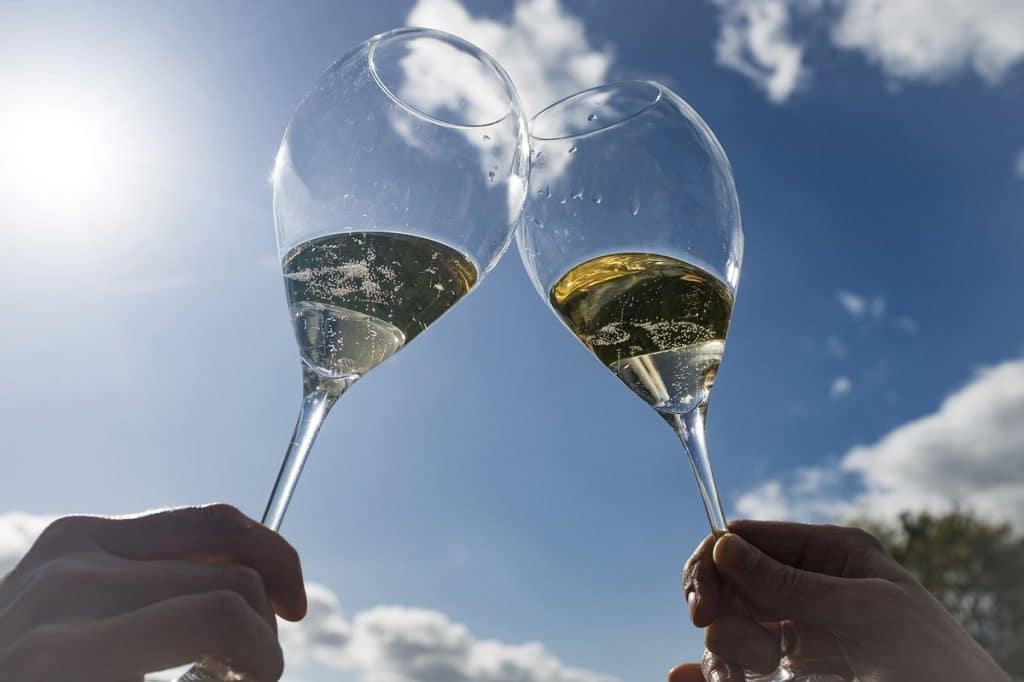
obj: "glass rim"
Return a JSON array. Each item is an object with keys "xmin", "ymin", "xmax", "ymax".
[
  {"xmin": 530, "ymin": 80, "xmax": 664, "ymax": 141},
  {"xmin": 368, "ymin": 27, "xmax": 517, "ymax": 130}
]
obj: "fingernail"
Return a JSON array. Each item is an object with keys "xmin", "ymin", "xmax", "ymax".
[
  {"xmin": 686, "ymin": 588, "xmax": 697, "ymax": 615},
  {"xmin": 715, "ymin": 533, "xmax": 759, "ymax": 571}
]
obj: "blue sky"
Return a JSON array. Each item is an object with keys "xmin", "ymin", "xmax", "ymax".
[{"xmin": 1, "ymin": 1, "xmax": 1023, "ymax": 681}]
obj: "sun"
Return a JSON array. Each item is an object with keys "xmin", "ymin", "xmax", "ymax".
[{"xmin": 1, "ymin": 88, "xmax": 128, "ymax": 218}]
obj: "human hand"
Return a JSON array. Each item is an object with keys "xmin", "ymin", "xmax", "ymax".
[
  {"xmin": 669, "ymin": 521, "xmax": 1009, "ymax": 682},
  {"xmin": 0, "ymin": 504, "xmax": 306, "ymax": 682}
]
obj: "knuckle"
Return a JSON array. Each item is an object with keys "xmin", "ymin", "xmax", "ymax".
[
  {"xmin": 36, "ymin": 515, "xmax": 96, "ymax": 549},
  {"xmin": 200, "ymin": 503, "xmax": 247, "ymax": 527},
  {"xmin": 231, "ymin": 565, "xmax": 267, "ymax": 600},
  {"xmin": 845, "ymin": 526, "xmax": 886, "ymax": 553},
  {"xmin": 206, "ymin": 589, "xmax": 252, "ymax": 623},
  {"xmin": 681, "ymin": 559, "xmax": 700, "ymax": 590},
  {"xmin": 22, "ymin": 558, "xmax": 95, "ymax": 600},
  {"xmin": 774, "ymin": 563, "xmax": 803, "ymax": 596},
  {"xmin": 208, "ymin": 589, "xmax": 282, "ymax": 679},
  {"xmin": 682, "ymin": 538, "xmax": 714, "ymax": 594},
  {"xmin": 48, "ymin": 557, "xmax": 99, "ymax": 582}
]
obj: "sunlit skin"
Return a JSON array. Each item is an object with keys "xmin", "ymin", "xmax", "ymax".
[
  {"xmin": 668, "ymin": 522, "xmax": 1011, "ymax": 682},
  {"xmin": 0, "ymin": 505, "xmax": 306, "ymax": 682}
]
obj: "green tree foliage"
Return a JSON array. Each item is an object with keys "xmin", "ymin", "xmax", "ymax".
[{"xmin": 855, "ymin": 509, "xmax": 1024, "ymax": 679}]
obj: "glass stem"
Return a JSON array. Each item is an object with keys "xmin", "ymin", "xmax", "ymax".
[
  {"xmin": 262, "ymin": 364, "xmax": 347, "ymax": 531},
  {"xmin": 668, "ymin": 408, "xmax": 800, "ymax": 682},
  {"xmin": 666, "ymin": 405, "xmax": 728, "ymax": 536},
  {"xmin": 170, "ymin": 365, "xmax": 348, "ymax": 682}
]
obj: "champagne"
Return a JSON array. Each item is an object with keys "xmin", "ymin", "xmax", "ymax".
[
  {"xmin": 283, "ymin": 231, "xmax": 477, "ymax": 380},
  {"xmin": 549, "ymin": 253, "xmax": 733, "ymax": 414}
]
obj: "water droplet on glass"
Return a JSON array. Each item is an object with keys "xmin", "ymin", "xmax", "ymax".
[
  {"xmin": 572, "ymin": 190, "xmax": 583, "ymax": 200},
  {"xmin": 568, "ymin": 145, "xmax": 578, "ymax": 154},
  {"xmin": 536, "ymin": 150, "xmax": 543, "ymax": 159},
  {"xmin": 482, "ymin": 134, "xmax": 491, "ymax": 142},
  {"xmin": 587, "ymin": 113, "xmax": 598, "ymax": 121},
  {"xmin": 631, "ymin": 197, "xmax": 641, "ymax": 216},
  {"xmin": 560, "ymin": 197, "xmax": 568, "ymax": 205},
  {"xmin": 544, "ymin": 186, "xmax": 551, "ymax": 198},
  {"xmin": 593, "ymin": 194, "xmax": 603, "ymax": 204},
  {"xmin": 488, "ymin": 171, "xmax": 495, "ymax": 181}
]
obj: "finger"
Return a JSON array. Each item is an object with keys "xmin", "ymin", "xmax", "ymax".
[
  {"xmin": 702, "ymin": 648, "xmax": 745, "ymax": 682},
  {"xmin": 682, "ymin": 534, "xmax": 720, "ymax": 627},
  {"xmin": 726, "ymin": 520, "xmax": 902, "ymax": 580},
  {"xmin": 667, "ymin": 662, "xmax": 704, "ymax": 682},
  {"xmin": 0, "ymin": 557, "xmax": 277, "ymax": 642},
  {"xmin": 90, "ymin": 505, "xmax": 306, "ymax": 620},
  {"xmin": 704, "ymin": 612, "xmax": 779, "ymax": 673},
  {"xmin": 713, "ymin": 533, "xmax": 890, "ymax": 631},
  {"xmin": 0, "ymin": 590, "xmax": 283, "ymax": 682}
]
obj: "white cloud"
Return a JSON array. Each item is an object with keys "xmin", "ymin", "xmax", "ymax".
[
  {"xmin": 896, "ymin": 316, "xmax": 919, "ymax": 333},
  {"xmin": 737, "ymin": 466, "xmax": 852, "ymax": 522},
  {"xmin": 711, "ymin": 0, "xmax": 810, "ymax": 103},
  {"xmin": 279, "ymin": 582, "xmax": 353, "ymax": 669},
  {"xmin": 829, "ymin": 375, "xmax": 852, "ymax": 399},
  {"xmin": 836, "ymin": 290, "xmax": 866, "ymax": 317},
  {"xmin": 837, "ymin": 290, "xmax": 886, "ymax": 320},
  {"xmin": 398, "ymin": 0, "xmax": 611, "ymax": 222},
  {"xmin": 406, "ymin": 0, "xmax": 613, "ymax": 117},
  {"xmin": 833, "ymin": 0, "xmax": 1024, "ymax": 84},
  {"xmin": 0, "ymin": 512, "xmax": 615, "ymax": 682},
  {"xmin": 0, "ymin": 512, "xmax": 54, "ymax": 576},
  {"xmin": 711, "ymin": 0, "xmax": 1024, "ymax": 102},
  {"xmin": 281, "ymin": 598, "xmax": 618, "ymax": 682},
  {"xmin": 735, "ymin": 358, "xmax": 1024, "ymax": 528}
]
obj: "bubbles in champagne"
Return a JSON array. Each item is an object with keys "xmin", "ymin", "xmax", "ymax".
[
  {"xmin": 283, "ymin": 231, "xmax": 478, "ymax": 381},
  {"xmin": 549, "ymin": 252, "xmax": 733, "ymax": 414},
  {"xmin": 291, "ymin": 302, "xmax": 405, "ymax": 379}
]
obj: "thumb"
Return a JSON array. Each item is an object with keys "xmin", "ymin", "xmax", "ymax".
[{"xmin": 713, "ymin": 533, "xmax": 881, "ymax": 632}]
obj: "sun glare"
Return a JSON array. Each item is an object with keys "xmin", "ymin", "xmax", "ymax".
[{"xmin": 1, "ymin": 89, "xmax": 129, "ymax": 218}]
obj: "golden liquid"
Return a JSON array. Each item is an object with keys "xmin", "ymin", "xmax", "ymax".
[
  {"xmin": 550, "ymin": 253, "xmax": 733, "ymax": 414},
  {"xmin": 283, "ymin": 231, "xmax": 477, "ymax": 379}
]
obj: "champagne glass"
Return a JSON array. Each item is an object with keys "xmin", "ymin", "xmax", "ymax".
[
  {"xmin": 517, "ymin": 81, "xmax": 806, "ymax": 681},
  {"xmin": 174, "ymin": 28, "xmax": 529, "ymax": 682}
]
